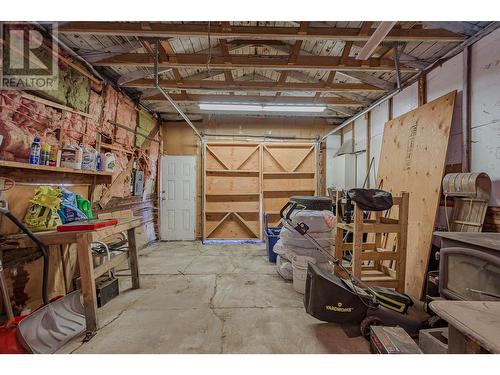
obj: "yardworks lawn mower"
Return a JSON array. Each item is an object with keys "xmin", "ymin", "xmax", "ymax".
[
  {"xmin": 0, "ymin": 177, "xmax": 86, "ymax": 354},
  {"xmin": 280, "ymin": 194, "xmax": 431, "ymax": 338}
]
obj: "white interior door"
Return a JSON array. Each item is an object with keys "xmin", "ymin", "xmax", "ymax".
[{"xmin": 160, "ymin": 155, "xmax": 196, "ymax": 241}]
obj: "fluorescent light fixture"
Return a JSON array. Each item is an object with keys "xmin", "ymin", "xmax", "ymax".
[
  {"xmin": 199, "ymin": 103, "xmax": 326, "ymax": 113},
  {"xmin": 263, "ymin": 105, "xmax": 326, "ymax": 113},
  {"xmin": 199, "ymin": 103, "xmax": 262, "ymax": 111}
]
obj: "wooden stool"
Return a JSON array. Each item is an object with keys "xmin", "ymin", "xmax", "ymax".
[{"xmin": 334, "ymin": 191, "xmax": 409, "ymax": 292}]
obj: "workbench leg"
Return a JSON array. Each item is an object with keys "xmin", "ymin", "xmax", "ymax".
[
  {"xmin": 127, "ymin": 227, "xmax": 140, "ymax": 289},
  {"xmin": 76, "ymin": 233, "xmax": 99, "ymax": 334}
]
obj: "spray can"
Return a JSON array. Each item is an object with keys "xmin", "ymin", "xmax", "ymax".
[
  {"xmin": 29, "ymin": 137, "xmax": 41, "ymax": 165},
  {"xmin": 40, "ymin": 142, "xmax": 51, "ymax": 166}
]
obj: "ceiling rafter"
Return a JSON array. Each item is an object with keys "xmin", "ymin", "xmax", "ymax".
[
  {"xmin": 142, "ymin": 92, "xmax": 363, "ymax": 107},
  {"xmin": 218, "ymin": 38, "xmax": 235, "ymax": 95},
  {"xmin": 122, "ymin": 78, "xmax": 384, "ymax": 93},
  {"xmin": 285, "ymin": 70, "xmax": 371, "ymax": 105},
  {"xmin": 159, "ymin": 39, "xmax": 183, "ymax": 81},
  {"xmin": 93, "ymin": 53, "xmax": 416, "ymax": 72},
  {"xmin": 276, "ymin": 22, "xmax": 308, "ymax": 98},
  {"xmin": 59, "ymin": 22, "xmax": 464, "ymax": 42}
]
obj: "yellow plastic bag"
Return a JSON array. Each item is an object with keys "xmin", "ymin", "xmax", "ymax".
[{"xmin": 23, "ymin": 186, "xmax": 63, "ymax": 232}]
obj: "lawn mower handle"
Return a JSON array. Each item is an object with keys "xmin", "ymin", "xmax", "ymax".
[{"xmin": 279, "ymin": 201, "xmax": 297, "ymax": 221}]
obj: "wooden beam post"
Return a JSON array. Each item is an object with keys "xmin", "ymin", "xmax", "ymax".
[
  {"xmin": 462, "ymin": 45, "xmax": 472, "ymax": 172},
  {"xmin": 418, "ymin": 73, "xmax": 427, "ymax": 106},
  {"xmin": 366, "ymin": 112, "xmax": 371, "ymax": 188}
]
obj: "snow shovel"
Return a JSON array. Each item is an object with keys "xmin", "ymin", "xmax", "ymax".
[{"xmin": 0, "ymin": 182, "xmax": 86, "ymax": 354}]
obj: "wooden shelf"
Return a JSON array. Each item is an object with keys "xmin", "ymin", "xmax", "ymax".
[{"xmin": 0, "ymin": 160, "xmax": 113, "ymax": 185}]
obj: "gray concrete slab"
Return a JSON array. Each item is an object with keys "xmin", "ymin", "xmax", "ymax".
[
  {"xmin": 59, "ymin": 241, "xmax": 369, "ymax": 354},
  {"xmin": 73, "ymin": 308, "xmax": 223, "ymax": 354},
  {"xmin": 212, "ymin": 273, "xmax": 303, "ymax": 309},
  {"xmin": 216, "ymin": 307, "xmax": 368, "ymax": 354}
]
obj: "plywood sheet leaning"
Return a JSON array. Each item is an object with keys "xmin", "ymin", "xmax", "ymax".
[
  {"xmin": 203, "ymin": 143, "xmax": 261, "ymax": 240},
  {"xmin": 376, "ymin": 91, "xmax": 456, "ymax": 298},
  {"xmin": 262, "ymin": 143, "xmax": 317, "ymax": 227}
]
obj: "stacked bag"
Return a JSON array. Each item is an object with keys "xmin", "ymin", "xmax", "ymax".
[
  {"xmin": 274, "ymin": 209, "xmax": 336, "ymax": 292},
  {"xmin": 23, "ymin": 186, "xmax": 91, "ymax": 232}
]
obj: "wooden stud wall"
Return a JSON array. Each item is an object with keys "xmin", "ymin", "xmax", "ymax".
[{"xmin": 202, "ymin": 142, "xmax": 317, "ymax": 240}]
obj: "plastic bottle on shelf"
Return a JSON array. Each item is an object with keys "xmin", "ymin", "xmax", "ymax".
[
  {"xmin": 102, "ymin": 152, "xmax": 116, "ymax": 172},
  {"xmin": 29, "ymin": 137, "xmax": 41, "ymax": 165},
  {"xmin": 96, "ymin": 153, "xmax": 102, "ymax": 171},
  {"xmin": 40, "ymin": 142, "xmax": 51, "ymax": 166},
  {"xmin": 48, "ymin": 144, "xmax": 59, "ymax": 167}
]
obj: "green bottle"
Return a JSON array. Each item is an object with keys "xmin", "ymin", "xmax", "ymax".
[{"xmin": 76, "ymin": 194, "xmax": 93, "ymax": 219}]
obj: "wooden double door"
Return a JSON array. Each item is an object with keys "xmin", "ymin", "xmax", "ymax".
[{"xmin": 203, "ymin": 142, "xmax": 318, "ymax": 241}]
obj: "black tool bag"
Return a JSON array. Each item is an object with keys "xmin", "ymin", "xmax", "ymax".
[
  {"xmin": 304, "ymin": 263, "xmax": 368, "ymax": 324},
  {"xmin": 346, "ymin": 189, "xmax": 393, "ymax": 212}
]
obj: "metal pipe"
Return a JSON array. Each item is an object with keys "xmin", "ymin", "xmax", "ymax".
[
  {"xmin": 153, "ymin": 40, "xmax": 202, "ymax": 140},
  {"xmin": 203, "ymin": 132, "xmax": 317, "ymax": 141},
  {"xmin": 201, "ymin": 138, "xmax": 206, "ymax": 241}
]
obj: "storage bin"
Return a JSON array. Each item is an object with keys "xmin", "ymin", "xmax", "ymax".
[{"xmin": 264, "ymin": 213, "xmax": 281, "ymax": 263}]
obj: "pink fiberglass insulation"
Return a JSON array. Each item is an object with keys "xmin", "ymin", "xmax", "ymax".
[
  {"xmin": 84, "ymin": 90, "xmax": 104, "ymax": 146},
  {"xmin": 115, "ymin": 95, "xmax": 137, "ymax": 150},
  {"xmin": 0, "ymin": 91, "xmax": 59, "ymax": 161},
  {"xmin": 0, "ymin": 84, "xmax": 158, "ymax": 201},
  {"xmin": 101, "ymin": 84, "xmax": 118, "ymax": 140}
]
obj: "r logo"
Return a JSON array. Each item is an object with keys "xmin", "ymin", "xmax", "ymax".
[{"xmin": 1, "ymin": 22, "xmax": 59, "ymax": 90}]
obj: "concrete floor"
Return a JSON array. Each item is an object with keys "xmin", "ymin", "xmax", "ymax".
[{"xmin": 60, "ymin": 241, "xmax": 369, "ymax": 354}]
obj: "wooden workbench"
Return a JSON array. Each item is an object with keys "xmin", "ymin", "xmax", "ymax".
[
  {"xmin": 0, "ymin": 217, "xmax": 142, "ymax": 335},
  {"xmin": 430, "ymin": 301, "xmax": 500, "ymax": 353}
]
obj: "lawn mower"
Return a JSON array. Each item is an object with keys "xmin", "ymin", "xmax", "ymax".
[
  {"xmin": 0, "ymin": 177, "xmax": 86, "ymax": 354},
  {"xmin": 280, "ymin": 197, "xmax": 431, "ymax": 338}
]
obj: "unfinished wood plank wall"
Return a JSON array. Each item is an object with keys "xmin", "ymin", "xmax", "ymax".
[{"xmin": 202, "ymin": 142, "xmax": 317, "ymax": 240}]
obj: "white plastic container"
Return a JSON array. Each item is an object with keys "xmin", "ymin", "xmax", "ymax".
[
  {"xmin": 81, "ymin": 145, "xmax": 98, "ymax": 170},
  {"xmin": 291, "ymin": 255, "xmax": 316, "ymax": 294},
  {"xmin": 60, "ymin": 144, "xmax": 83, "ymax": 169},
  {"xmin": 102, "ymin": 152, "xmax": 116, "ymax": 172}
]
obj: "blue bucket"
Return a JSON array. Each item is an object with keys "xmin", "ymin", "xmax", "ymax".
[{"xmin": 264, "ymin": 214, "xmax": 281, "ymax": 263}]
